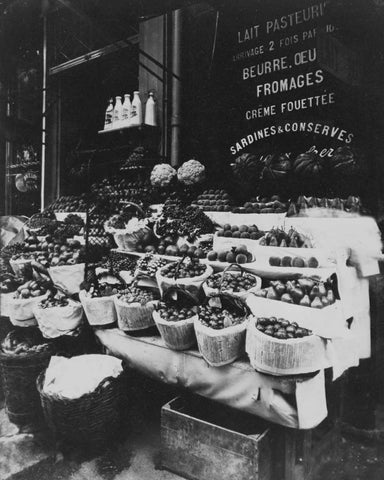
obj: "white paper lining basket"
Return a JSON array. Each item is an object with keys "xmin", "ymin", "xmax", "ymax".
[
  {"xmin": 49, "ymin": 263, "xmax": 85, "ymax": 295},
  {"xmin": 246, "ymin": 319, "xmax": 328, "ymax": 376},
  {"xmin": 194, "ymin": 316, "xmax": 249, "ymax": 367},
  {"xmin": 0, "ymin": 292, "xmax": 14, "ymax": 317},
  {"xmin": 156, "ymin": 262, "xmax": 213, "ymax": 299},
  {"xmin": 33, "ymin": 300, "xmax": 84, "ymax": 339},
  {"xmin": 246, "ymin": 294, "xmax": 346, "ymax": 339},
  {"xmin": 79, "ymin": 291, "xmax": 117, "ymax": 327},
  {"xmin": 202, "ymin": 264, "xmax": 262, "ymax": 300},
  {"xmin": 114, "ymin": 296, "xmax": 158, "ymax": 331},
  {"xmin": 153, "ymin": 309, "xmax": 197, "ymax": 351},
  {"xmin": 8, "ymin": 292, "xmax": 49, "ymax": 327}
]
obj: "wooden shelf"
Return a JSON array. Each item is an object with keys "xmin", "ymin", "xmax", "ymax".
[{"xmin": 98, "ymin": 124, "xmax": 159, "ymax": 135}]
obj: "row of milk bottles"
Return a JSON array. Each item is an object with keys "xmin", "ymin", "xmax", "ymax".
[{"xmin": 104, "ymin": 91, "xmax": 157, "ymax": 130}]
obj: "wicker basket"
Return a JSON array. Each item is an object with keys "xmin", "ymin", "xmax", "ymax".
[
  {"xmin": 36, "ymin": 368, "xmax": 126, "ymax": 447},
  {"xmin": 114, "ymin": 296, "xmax": 158, "ymax": 331},
  {"xmin": 194, "ymin": 294, "xmax": 250, "ymax": 367},
  {"xmin": 79, "ymin": 290, "xmax": 117, "ymax": 327},
  {"xmin": 153, "ymin": 310, "xmax": 197, "ymax": 350},
  {"xmin": 0, "ymin": 347, "xmax": 54, "ymax": 426},
  {"xmin": 48, "ymin": 263, "xmax": 85, "ymax": 295},
  {"xmin": 8, "ymin": 292, "xmax": 48, "ymax": 327}
]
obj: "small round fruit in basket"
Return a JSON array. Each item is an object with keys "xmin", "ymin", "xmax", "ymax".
[
  {"xmin": 256, "ymin": 316, "xmax": 312, "ymax": 339},
  {"xmin": 157, "ymin": 302, "xmax": 196, "ymax": 322},
  {"xmin": 160, "ymin": 258, "xmax": 207, "ymax": 279},
  {"xmin": 118, "ymin": 285, "xmax": 159, "ymax": 305}
]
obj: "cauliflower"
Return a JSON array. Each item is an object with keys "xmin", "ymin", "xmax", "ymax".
[
  {"xmin": 177, "ymin": 159, "xmax": 205, "ymax": 185},
  {"xmin": 150, "ymin": 163, "xmax": 177, "ymax": 187}
]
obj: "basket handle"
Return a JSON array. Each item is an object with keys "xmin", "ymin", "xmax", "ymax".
[
  {"xmin": 173, "ymin": 255, "xmax": 189, "ymax": 281},
  {"xmin": 123, "ymin": 201, "xmax": 145, "ymax": 219},
  {"xmin": 218, "ymin": 263, "xmax": 245, "ymax": 294}
]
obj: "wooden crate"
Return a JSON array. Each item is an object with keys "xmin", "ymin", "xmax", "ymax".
[{"xmin": 161, "ymin": 395, "xmax": 271, "ymax": 480}]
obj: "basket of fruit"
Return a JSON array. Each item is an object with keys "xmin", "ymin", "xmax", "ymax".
[
  {"xmin": 1, "ymin": 274, "xmax": 23, "ymax": 317},
  {"xmin": 104, "ymin": 202, "xmax": 152, "ymax": 251},
  {"xmin": 79, "ymin": 273, "xmax": 124, "ymax": 327},
  {"xmin": 194, "ymin": 294, "xmax": 251, "ymax": 367},
  {"xmin": 134, "ymin": 254, "xmax": 168, "ymax": 288},
  {"xmin": 9, "ymin": 279, "xmax": 51, "ymax": 327},
  {"xmin": 246, "ymin": 317, "xmax": 327, "ymax": 375},
  {"xmin": 33, "ymin": 293, "xmax": 84, "ymax": 339},
  {"xmin": 246, "ymin": 277, "xmax": 346, "ymax": 338},
  {"xmin": 114, "ymin": 284, "xmax": 159, "ymax": 331},
  {"xmin": 203, "ymin": 264, "xmax": 261, "ymax": 299},
  {"xmin": 0, "ymin": 329, "xmax": 55, "ymax": 426},
  {"xmin": 9, "ymin": 254, "xmax": 34, "ymax": 276},
  {"xmin": 156, "ymin": 257, "xmax": 213, "ymax": 298},
  {"xmin": 153, "ymin": 287, "xmax": 198, "ymax": 350}
]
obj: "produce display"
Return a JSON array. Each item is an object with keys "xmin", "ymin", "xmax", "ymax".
[
  {"xmin": 177, "ymin": 159, "xmax": 205, "ymax": 185},
  {"xmin": 216, "ymin": 223, "xmax": 264, "ymax": 240},
  {"xmin": 207, "ymin": 245, "xmax": 253, "ymax": 264},
  {"xmin": 260, "ymin": 153, "xmax": 292, "ymax": 182},
  {"xmin": 82, "ymin": 282, "xmax": 121, "ymax": 298},
  {"xmin": 157, "ymin": 302, "xmax": 196, "ymax": 322},
  {"xmin": 156, "ymin": 198, "xmax": 214, "ymax": 241},
  {"xmin": 293, "ymin": 151, "xmax": 324, "ymax": 179},
  {"xmin": 259, "ymin": 227, "xmax": 312, "ymax": 248},
  {"xmin": 135, "ymin": 254, "xmax": 168, "ymax": 278},
  {"xmin": 198, "ymin": 305, "xmax": 245, "ymax": 329},
  {"xmin": 232, "ymin": 195, "xmax": 288, "ymax": 214},
  {"xmin": 191, "ymin": 189, "xmax": 233, "ymax": 212},
  {"xmin": 10, "ymin": 235, "xmax": 84, "ymax": 268},
  {"xmin": 254, "ymin": 277, "xmax": 336, "ymax": 308},
  {"xmin": 256, "ymin": 316, "xmax": 312, "ymax": 339},
  {"xmin": 287, "ymin": 195, "xmax": 363, "ymax": 216},
  {"xmin": 110, "ymin": 251, "xmax": 138, "ymax": 274},
  {"xmin": 205, "ymin": 272, "xmax": 258, "ymax": 293},
  {"xmin": 269, "ymin": 255, "xmax": 319, "ymax": 268},
  {"xmin": 117, "ymin": 285, "xmax": 159, "ymax": 305},
  {"xmin": 231, "ymin": 152, "xmax": 263, "ymax": 194},
  {"xmin": 37, "ymin": 295, "xmax": 70, "ymax": 309},
  {"xmin": 150, "ymin": 163, "xmax": 177, "ymax": 187},
  {"xmin": 120, "ymin": 146, "xmax": 154, "ymax": 171},
  {"xmin": 12, "ymin": 279, "xmax": 51, "ymax": 299},
  {"xmin": 159, "ymin": 259, "xmax": 207, "ymax": 279},
  {"xmin": 47, "ymin": 194, "xmax": 87, "ymax": 212}
]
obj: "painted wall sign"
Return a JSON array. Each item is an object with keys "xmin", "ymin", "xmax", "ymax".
[{"xmin": 215, "ymin": 0, "xmax": 365, "ymax": 158}]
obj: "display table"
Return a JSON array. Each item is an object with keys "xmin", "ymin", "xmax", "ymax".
[{"xmin": 95, "ymin": 328, "xmax": 358, "ymax": 429}]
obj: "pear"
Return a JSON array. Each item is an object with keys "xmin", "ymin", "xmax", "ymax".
[
  {"xmin": 281, "ymin": 293, "xmax": 294, "ymax": 303},
  {"xmin": 321, "ymin": 296, "xmax": 330, "ymax": 307},
  {"xmin": 285, "ymin": 280, "xmax": 296, "ymax": 292},
  {"xmin": 287, "ymin": 203, "xmax": 298, "ymax": 217},
  {"xmin": 319, "ymin": 197, "xmax": 327, "ymax": 208},
  {"xmin": 289, "ymin": 236, "xmax": 299, "ymax": 248},
  {"xmin": 326, "ymin": 289, "xmax": 335, "ymax": 304},
  {"xmin": 254, "ymin": 289, "xmax": 267, "ymax": 298},
  {"xmin": 280, "ymin": 238, "xmax": 287, "ymax": 247},
  {"xmin": 274, "ymin": 282, "xmax": 286, "ymax": 296},
  {"xmin": 259, "ymin": 237, "xmax": 267, "ymax": 246},
  {"xmin": 269, "ymin": 236, "xmax": 278, "ymax": 247},
  {"xmin": 311, "ymin": 296, "xmax": 323, "ymax": 309},
  {"xmin": 266, "ymin": 286, "xmax": 278, "ymax": 300},
  {"xmin": 318, "ymin": 282, "xmax": 327, "ymax": 297},
  {"xmin": 307, "ymin": 196, "xmax": 317, "ymax": 208},
  {"xmin": 291, "ymin": 287, "xmax": 305, "ymax": 303},
  {"xmin": 309, "ymin": 284, "xmax": 320, "ymax": 301},
  {"xmin": 300, "ymin": 294, "xmax": 311, "ymax": 307}
]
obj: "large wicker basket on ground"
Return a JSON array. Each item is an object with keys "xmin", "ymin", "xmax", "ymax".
[
  {"xmin": 0, "ymin": 347, "xmax": 54, "ymax": 426},
  {"xmin": 36, "ymin": 367, "xmax": 126, "ymax": 447}
]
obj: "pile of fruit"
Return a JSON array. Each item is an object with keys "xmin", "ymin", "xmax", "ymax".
[
  {"xmin": 254, "ymin": 277, "xmax": 336, "ymax": 308},
  {"xmin": 38, "ymin": 295, "xmax": 70, "ymax": 309},
  {"xmin": 259, "ymin": 227, "xmax": 312, "ymax": 248},
  {"xmin": 12, "ymin": 279, "xmax": 51, "ymax": 299},
  {"xmin": 198, "ymin": 305, "xmax": 245, "ymax": 329},
  {"xmin": 216, "ymin": 224, "xmax": 264, "ymax": 240},
  {"xmin": 83, "ymin": 282, "xmax": 121, "ymax": 298},
  {"xmin": 159, "ymin": 259, "xmax": 207, "ymax": 279},
  {"xmin": 157, "ymin": 302, "xmax": 196, "ymax": 322},
  {"xmin": 47, "ymin": 195, "xmax": 87, "ymax": 212},
  {"xmin": 207, "ymin": 245, "xmax": 253, "ymax": 264},
  {"xmin": 11, "ymin": 235, "xmax": 84, "ymax": 268},
  {"xmin": 156, "ymin": 199, "xmax": 214, "ymax": 241},
  {"xmin": 117, "ymin": 285, "xmax": 159, "ymax": 305},
  {"xmin": 136, "ymin": 254, "xmax": 168, "ymax": 278},
  {"xmin": 191, "ymin": 189, "xmax": 233, "ymax": 212},
  {"xmin": 110, "ymin": 251, "xmax": 138, "ymax": 274},
  {"xmin": 255, "ymin": 317, "xmax": 312, "ymax": 339},
  {"xmin": 269, "ymin": 255, "xmax": 319, "ymax": 268},
  {"xmin": 287, "ymin": 195, "xmax": 363, "ymax": 216},
  {"xmin": 205, "ymin": 272, "xmax": 257, "ymax": 293},
  {"xmin": 232, "ymin": 195, "xmax": 288, "ymax": 214}
]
